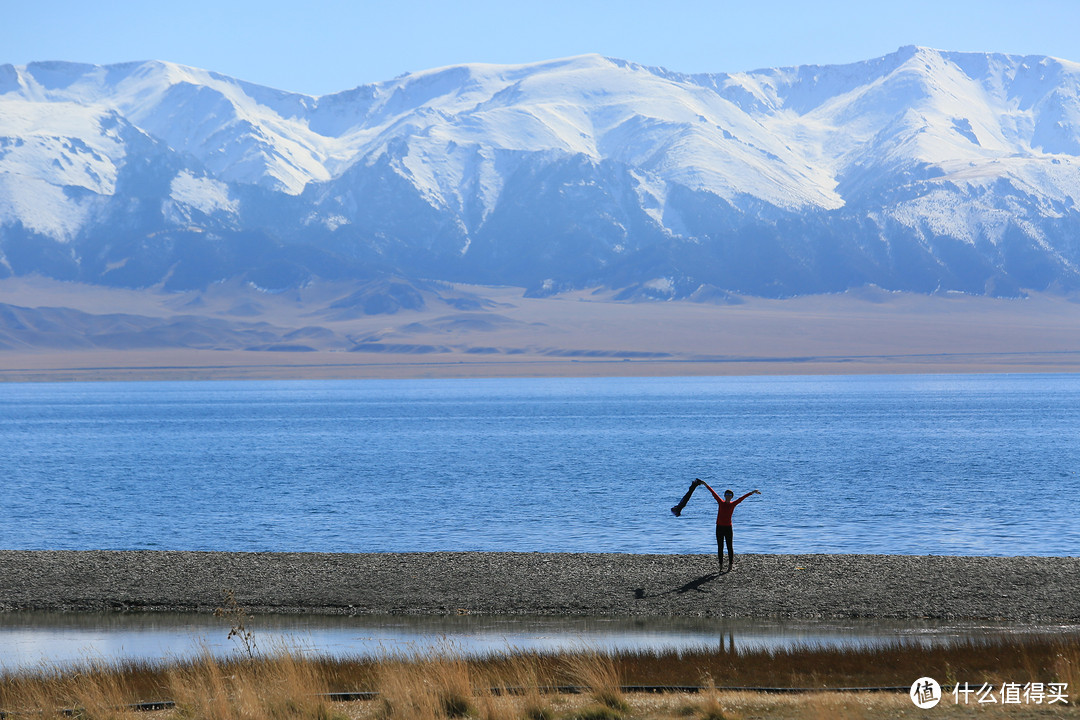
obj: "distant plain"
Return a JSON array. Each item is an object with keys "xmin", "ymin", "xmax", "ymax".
[{"xmin": 2, "ymin": 276, "xmax": 1080, "ymax": 381}]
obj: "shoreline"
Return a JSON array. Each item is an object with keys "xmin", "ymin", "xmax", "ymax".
[
  {"xmin": 1, "ymin": 551, "xmax": 1077, "ymax": 621},
  {"xmin": 3, "ymin": 349, "xmax": 1080, "ymax": 383}
]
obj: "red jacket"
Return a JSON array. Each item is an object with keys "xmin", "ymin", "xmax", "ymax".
[{"xmin": 704, "ymin": 485, "xmax": 754, "ymax": 526}]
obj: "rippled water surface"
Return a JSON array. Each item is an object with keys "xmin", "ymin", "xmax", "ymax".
[{"xmin": 2, "ymin": 374, "xmax": 1078, "ymax": 555}]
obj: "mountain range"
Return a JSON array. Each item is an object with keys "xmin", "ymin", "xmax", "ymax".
[{"xmin": 3, "ymin": 46, "xmax": 1080, "ymax": 301}]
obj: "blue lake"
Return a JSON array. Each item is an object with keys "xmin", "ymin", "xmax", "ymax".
[{"xmin": 1, "ymin": 374, "xmax": 1078, "ymax": 556}]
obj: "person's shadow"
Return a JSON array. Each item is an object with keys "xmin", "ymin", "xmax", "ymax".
[{"xmin": 633, "ymin": 572, "xmax": 719, "ymax": 600}]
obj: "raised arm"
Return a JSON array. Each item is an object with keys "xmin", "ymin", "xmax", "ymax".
[
  {"xmin": 732, "ymin": 489, "xmax": 761, "ymax": 506},
  {"xmin": 701, "ymin": 482, "xmax": 723, "ymax": 503}
]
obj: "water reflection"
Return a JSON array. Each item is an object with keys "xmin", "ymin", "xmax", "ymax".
[{"xmin": 1, "ymin": 612, "xmax": 1075, "ymax": 670}]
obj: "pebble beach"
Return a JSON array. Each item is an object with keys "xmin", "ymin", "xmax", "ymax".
[{"xmin": 0, "ymin": 551, "xmax": 1077, "ymax": 621}]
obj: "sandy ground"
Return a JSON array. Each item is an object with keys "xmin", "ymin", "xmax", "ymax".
[{"xmin": 0, "ymin": 551, "xmax": 1077, "ymax": 621}]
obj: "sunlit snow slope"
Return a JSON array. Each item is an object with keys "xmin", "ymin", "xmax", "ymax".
[{"xmin": 2, "ymin": 47, "xmax": 1079, "ymax": 296}]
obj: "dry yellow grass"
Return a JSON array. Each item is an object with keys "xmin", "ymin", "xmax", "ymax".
[
  {"xmin": 334, "ymin": 690, "xmax": 1078, "ymax": 720},
  {"xmin": 0, "ymin": 634, "xmax": 1076, "ymax": 719}
]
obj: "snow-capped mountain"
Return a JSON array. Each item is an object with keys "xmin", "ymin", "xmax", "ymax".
[{"xmin": 2, "ymin": 46, "xmax": 1080, "ymax": 298}]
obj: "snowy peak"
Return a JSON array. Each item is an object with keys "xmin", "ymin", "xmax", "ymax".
[
  {"xmin": 2, "ymin": 48, "xmax": 1080, "ymax": 297},
  {"xmin": 714, "ymin": 46, "xmax": 1080, "ymax": 160},
  {"xmin": 6, "ymin": 48, "xmax": 1080, "ymax": 203},
  {"xmin": 691, "ymin": 46, "xmax": 1080, "ymax": 210},
  {"xmin": 4, "ymin": 60, "xmax": 327, "ymax": 194}
]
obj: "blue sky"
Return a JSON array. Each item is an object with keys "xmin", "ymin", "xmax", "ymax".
[{"xmin": 6, "ymin": 0, "xmax": 1080, "ymax": 96}]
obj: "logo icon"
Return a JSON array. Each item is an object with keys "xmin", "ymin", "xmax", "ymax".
[{"xmin": 911, "ymin": 677, "xmax": 942, "ymax": 709}]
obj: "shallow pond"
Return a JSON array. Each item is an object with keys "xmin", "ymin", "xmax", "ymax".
[{"xmin": 1, "ymin": 612, "xmax": 1074, "ymax": 670}]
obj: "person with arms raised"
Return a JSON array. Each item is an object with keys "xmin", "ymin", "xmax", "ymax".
[{"xmin": 674, "ymin": 479, "xmax": 760, "ymax": 573}]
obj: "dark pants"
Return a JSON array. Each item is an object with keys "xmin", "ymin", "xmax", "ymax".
[
  {"xmin": 716, "ymin": 524, "xmax": 734, "ymax": 570},
  {"xmin": 671, "ymin": 481, "xmax": 698, "ymax": 516}
]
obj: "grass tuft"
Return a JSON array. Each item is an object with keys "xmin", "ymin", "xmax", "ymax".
[
  {"xmin": 563, "ymin": 651, "xmax": 628, "ymax": 713},
  {"xmin": 565, "ymin": 704, "xmax": 624, "ymax": 720},
  {"xmin": 522, "ymin": 704, "xmax": 554, "ymax": 720}
]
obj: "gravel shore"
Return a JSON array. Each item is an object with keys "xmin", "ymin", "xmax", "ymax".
[{"xmin": 0, "ymin": 551, "xmax": 1077, "ymax": 621}]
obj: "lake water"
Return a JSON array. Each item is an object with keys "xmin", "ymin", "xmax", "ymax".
[{"xmin": 1, "ymin": 374, "xmax": 1078, "ymax": 556}]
